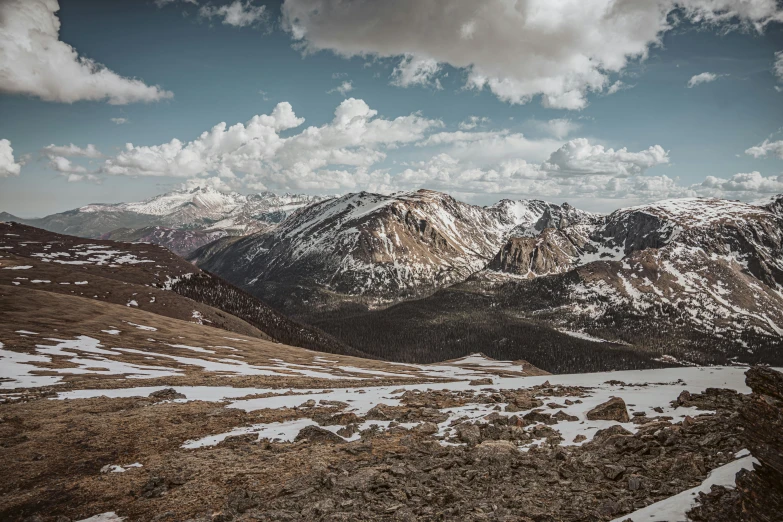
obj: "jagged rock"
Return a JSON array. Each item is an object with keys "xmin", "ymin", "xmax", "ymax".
[
  {"xmin": 474, "ymin": 440, "xmax": 519, "ymax": 461},
  {"xmin": 149, "ymin": 388, "xmax": 186, "ymax": 400},
  {"xmin": 603, "ymin": 464, "xmax": 626, "ymax": 480},
  {"xmin": 365, "ymin": 404, "xmax": 394, "ymax": 420},
  {"xmin": 523, "ymin": 409, "xmax": 556, "ymax": 425},
  {"xmin": 676, "ymin": 390, "xmax": 692, "ymax": 405},
  {"xmin": 456, "ymin": 424, "xmax": 481, "ymax": 444},
  {"xmin": 469, "ymin": 378, "xmax": 493, "ymax": 386},
  {"xmin": 316, "ymin": 412, "xmax": 361, "ymax": 426},
  {"xmin": 689, "ymin": 367, "xmax": 783, "ymax": 520},
  {"xmin": 586, "ymin": 397, "xmax": 630, "ymax": 422},
  {"xmin": 553, "ymin": 410, "xmax": 578, "ymax": 422},
  {"xmin": 416, "ymin": 422, "xmax": 439, "ymax": 435},
  {"xmin": 294, "ymin": 425, "xmax": 345, "ymax": 444}
]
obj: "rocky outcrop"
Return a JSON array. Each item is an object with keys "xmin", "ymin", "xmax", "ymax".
[
  {"xmin": 487, "ymin": 226, "xmax": 593, "ymax": 276},
  {"xmin": 689, "ymin": 366, "xmax": 783, "ymax": 521},
  {"xmin": 586, "ymin": 397, "xmax": 630, "ymax": 422}
]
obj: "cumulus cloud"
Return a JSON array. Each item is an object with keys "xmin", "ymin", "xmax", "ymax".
[
  {"xmin": 0, "ymin": 139, "xmax": 23, "ymax": 177},
  {"xmin": 328, "ymin": 80, "xmax": 353, "ymax": 96},
  {"xmin": 697, "ymin": 171, "xmax": 783, "ymax": 198},
  {"xmin": 687, "ymin": 72, "xmax": 720, "ymax": 87},
  {"xmin": 282, "ymin": 0, "xmax": 782, "ymax": 109},
  {"xmin": 0, "ymin": 0, "xmax": 173, "ymax": 105},
  {"xmin": 199, "ymin": 1, "xmax": 267, "ymax": 27},
  {"xmin": 42, "ymin": 143, "xmax": 102, "ymax": 159},
  {"xmin": 68, "ymin": 98, "xmax": 780, "ymax": 205},
  {"xmin": 100, "ymin": 99, "xmax": 440, "ymax": 192},
  {"xmin": 775, "ymin": 50, "xmax": 783, "ymax": 81},
  {"xmin": 396, "ymin": 136, "xmax": 673, "ymax": 200},
  {"xmin": 391, "ymin": 55, "xmax": 442, "ymax": 89},
  {"xmin": 745, "ymin": 139, "xmax": 783, "ymax": 159},
  {"xmin": 543, "ymin": 139, "xmax": 669, "ymax": 177}
]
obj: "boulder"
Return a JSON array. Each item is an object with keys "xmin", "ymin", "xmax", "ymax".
[
  {"xmin": 586, "ymin": 397, "xmax": 630, "ymax": 422},
  {"xmin": 294, "ymin": 425, "xmax": 345, "ymax": 444},
  {"xmin": 474, "ymin": 440, "xmax": 519, "ymax": 461},
  {"xmin": 149, "ymin": 388, "xmax": 185, "ymax": 400},
  {"xmin": 456, "ymin": 423, "xmax": 481, "ymax": 444}
]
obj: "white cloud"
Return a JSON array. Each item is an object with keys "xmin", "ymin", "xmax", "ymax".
[
  {"xmin": 42, "ymin": 143, "xmax": 102, "ymax": 158},
  {"xmin": 328, "ymin": 80, "xmax": 354, "ymax": 96},
  {"xmin": 199, "ymin": 1, "xmax": 267, "ymax": 27},
  {"xmin": 48, "ymin": 156, "xmax": 87, "ymax": 174},
  {"xmin": 0, "ymin": 0, "xmax": 173, "ymax": 105},
  {"xmin": 111, "ymin": 118, "xmax": 128, "ymax": 125},
  {"xmin": 100, "ymin": 99, "xmax": 440, "ymax": 191},
  {"xmin": 745, "ymin": 139, "xmax": 783, "ymax": 159},
  {"xmin": 543, "ymin": 139, "xmax": 669, "ymax": 177},
  {"xmin": 687, "ymin": 72, "xmax": 720, "ymax": 88},
  {"xmin": 697, "ymin": 171, "xmax": 783, "ymax": 197},
  {"xmin": 458, "ymin": 116, "xmax": 490, "ymax": 131},
  {"xmin": 0, "ymin": 139, "xmax": 23, "ymax": 177},
  {"xmin": 391, "ymin": 55, "xmax": 442, "ymax": 89},
  {"xmin": 607, "ymin": 80, "xmax": 633, "ymax": 95},
  {"xmin": 533, "ymin": 118, "xmax": 581, "ymax": 139},
  {"xmin": 282, "ymin": 0, "xmax": 782, "ymax": 109},
  {"xmin": 775, "ymin": 50, "xmax": 783, "ymax": 81}
]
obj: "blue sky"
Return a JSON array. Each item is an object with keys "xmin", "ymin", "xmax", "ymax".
[{"xmin": 1, "ymin": 0, "xmax": 782, "ymax": 217}]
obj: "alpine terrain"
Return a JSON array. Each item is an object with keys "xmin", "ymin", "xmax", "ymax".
[
  {"xmin": 1, "ymin": 187, "xmax": 324, "ymax": 255},
  {"xmin": 191, "ymin": 190, "xmax": 783, "ymax": 369}
]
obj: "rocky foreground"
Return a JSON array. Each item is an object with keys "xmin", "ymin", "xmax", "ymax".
[{"xmin": 2, "ymin": 366, "xmax": 782, "ymax": 521}]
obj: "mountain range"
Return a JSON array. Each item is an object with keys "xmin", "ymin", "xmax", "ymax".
[
  {"xmin": 0, "ymin": 187, "xmax": 324, "ymax": 255},
  {"xmin": 5, "ymin": 185, "xmax": 783, "ymax": 368},
  {"xmin": 189, "ymin": 189, "xmax": 783, "ymax": 369}
]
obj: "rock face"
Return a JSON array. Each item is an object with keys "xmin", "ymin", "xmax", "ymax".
[
  {"xmin": 476, "ymin": 195, "xmax": 783, "ymax": 365},
  {"xmin": 294, "ymin": 425, "xmax": 345, "ymax": 444},
  {"xmin": 586, "ymin": 397, "xmax": 630, "ymax": 422},
  {"xmin": 688, "ymin": 366, "xmax": 783, "ymax": 520},
  {"xmin": 192, "ymin": 189, "xmax": 591, "ymax": 307}
]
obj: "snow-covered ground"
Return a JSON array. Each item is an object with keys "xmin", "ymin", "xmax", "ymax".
[{"xmin": 53, "ymin": 366, "xmax": 762, "ymax": 453}]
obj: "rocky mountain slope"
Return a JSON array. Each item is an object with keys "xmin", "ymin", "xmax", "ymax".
[
  {"xmin": 191, "ymin": 189, "xmax": 590, "ymax": 310},
  {"xmin": 0, "ymin": 221, "xmax": 356, "ymax": 357},
  {"xmin": 2, "ymin": 187, "xmax": 324, "ymax": 255},
  {"xmin": 482, "ymin": 197, "xmax": 783, "ymax": 352},
  {"xmin": 289, "ymin": 195, "xmax": 783, "ymax": 368},
  {"xmin": 99, "ymin": 226, "xmax": 227, "ymax": 257}
]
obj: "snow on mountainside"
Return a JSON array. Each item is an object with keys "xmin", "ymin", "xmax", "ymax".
[
  {"xmin": 83, "ymin": 187, "xmax": 325, "ymax": 233},
  {"xmin": 484, "ymin": 195, "xmax": 783, "ymax": 351},
  {"xmin": 2, "ymin": 187, "xmax": 325, "ymax": 254},
  {"xmin": 192, "ymin": 189, "xmax": 585, "ymax": 302}
]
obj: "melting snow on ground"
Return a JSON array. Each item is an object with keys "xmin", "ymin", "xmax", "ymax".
[{"xmin": 609, "ymin": 453, "xmax": 758, "ymax": 522}]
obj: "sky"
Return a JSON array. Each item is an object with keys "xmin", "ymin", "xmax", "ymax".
[{"xmin": 1, "ymin": 0, "xmax": 782, "ymax": 217}]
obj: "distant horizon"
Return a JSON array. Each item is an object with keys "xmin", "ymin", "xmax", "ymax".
[{"xmin": 3, "ymin": 182, "xmax": 780, "ymax": 221}]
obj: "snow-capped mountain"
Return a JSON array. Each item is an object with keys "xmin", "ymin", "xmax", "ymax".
[
  {"xmin": 82, "ymin": 187, "xmax": 325, "ymax": 234},
  {"xmin": 191, "ymin": 189, "xmax": 585, "ymax": 305},
  {"xmin": 482, "ymin": 196, "xmax": 783, "ymax": 357},
  {"xmin": 1, "ymin": 187, "xmax": 325, "ymax": 254}
]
